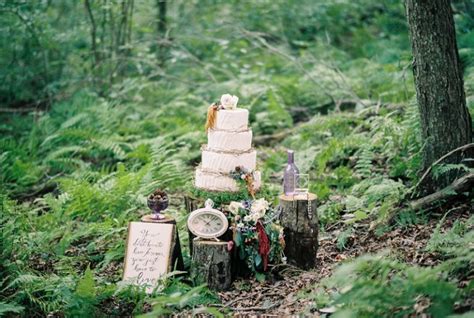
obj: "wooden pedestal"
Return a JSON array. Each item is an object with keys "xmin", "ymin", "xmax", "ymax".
[
  {"xmin": 184, "ymin": 195, "xmax": 249, "ymax": 278},
  {"xmin": 191, "ymin": 240, "xmax": 232, "ymax": 291},
  {"xmin": 141, "ymin": 214, "xmax": 185, "ymax": 271},
  {"xmin": 279, "ymin": 193, "xmax": 318, "ymax": 269}
]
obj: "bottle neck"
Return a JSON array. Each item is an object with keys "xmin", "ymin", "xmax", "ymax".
[{"xmin": 287, "ymin": 151, "xmax": 294, "ymax": 164}]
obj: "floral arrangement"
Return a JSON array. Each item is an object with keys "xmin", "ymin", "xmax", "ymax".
[
  {"xmin": 227, "ymin": 198, "xmax": 285, "ymax": 275},
  {"xmin": 230, "ymin": 166, "xmax": 258, "ymax": 198}
]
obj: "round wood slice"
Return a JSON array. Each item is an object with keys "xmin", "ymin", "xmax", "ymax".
[{"xmin": 141, "ymin": 214, "xmax": 175, "ymax": 223}]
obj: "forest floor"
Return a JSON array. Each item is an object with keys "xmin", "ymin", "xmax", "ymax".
[{"xmin": 199, "ymin": 201, "xmax": 473, "ymax": 316}]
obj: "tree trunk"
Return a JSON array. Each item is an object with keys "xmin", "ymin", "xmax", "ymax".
[
  {"xmin": 156, "ymin": 0, "xmax": 167, "ymax": 65},
  {"xmin": 84, "ymin": 0, "xmax": 100, "ymax": 67},
  {"xmin": 191, "ymin": 240, "xmax": 232, "ymax": 291},
  {"xmin": 405, "ymin": 0, "xmax": 473, "ymax": 191},
  {"xmin": 279, "ymin": 193, "xmax": 318, "ymax": 270},
  {"xmin": 157, "ymin": 0, "xmax": 166, "ymax": 36}
]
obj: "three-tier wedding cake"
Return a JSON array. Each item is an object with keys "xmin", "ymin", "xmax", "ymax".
[{"xmin": 195, "ymin": 94, "xmax": 261, "ymax": 192}]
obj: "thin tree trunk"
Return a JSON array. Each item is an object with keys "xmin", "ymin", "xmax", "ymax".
[
  {"xmin": 157, "ymin": 0, "xmax": 167, "ymax": 37},
  {"xmin": 84, "ymin": 0, "xmax": 100, "ymax": 67},
  {"xmin": 157, "ymin": 0, "xmax": 167, "ymax": 66},
  {"xmin": 405, "ymin": 0, "xmax": 473, "ymax": 191}
]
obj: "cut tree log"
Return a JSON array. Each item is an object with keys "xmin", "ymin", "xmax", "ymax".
[
  {"xmin": 279, "ymin": 193, "xmax": 318, "ymax": 269},
  {"xmin": 191, "ymin": 240, "xmax": 232, "ymax": 291},
  {"xmin": 140, "ymin": 214, "xmax": 185, "ymax": 271},
  {"xmin": 409, "ymin": 173, "xmax": 474, "ymax": 211}
]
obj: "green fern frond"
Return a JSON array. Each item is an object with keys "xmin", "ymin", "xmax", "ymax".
[
  {"xmin": 355, "ymin": 147, "xmax": 373, "ymax": 178},
  {"xmin": 432, "ymin": 163, "xmax": 470, "ymax": 180}
]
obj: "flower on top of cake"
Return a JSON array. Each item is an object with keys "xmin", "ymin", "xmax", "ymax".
[{"xmin": 220, "ymin": 94, "xmax": 239, "ymax": 110}]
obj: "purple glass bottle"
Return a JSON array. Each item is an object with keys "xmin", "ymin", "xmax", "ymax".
[{"xmin": 283, "ymin": 150, "xmax": 299, "ymax": 195}]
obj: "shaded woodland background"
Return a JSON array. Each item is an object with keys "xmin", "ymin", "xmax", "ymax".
[{"xmin": 0, "ymin": 0, "xmax": 473, "ymax": 317}]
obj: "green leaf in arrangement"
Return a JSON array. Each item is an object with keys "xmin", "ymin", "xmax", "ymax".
[
  {"xmin": 239, "ymin": 245, "xmax": 246, "ymax": 260},
  {"xmin": 254, "ymin": 254, "xmax": 262, "ymax": 268},
  {"xmin": 255, "ymin": 272, "xmax": 266, "ymax": 283},
  {"xmin": 235, "ymin": 231, "xmax": 243, "ymax": 247}
]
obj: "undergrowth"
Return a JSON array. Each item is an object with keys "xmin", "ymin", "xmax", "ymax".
[{"xmin": 1, "ymin": 0, "xmax": 473, "ymax": 317}]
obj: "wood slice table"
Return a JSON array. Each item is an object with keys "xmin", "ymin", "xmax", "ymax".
[
  {"xmin": 141, "ymin": 214, "xmax": 185, "ymax": 271},
  {"xmin": 279, "ymin": 193, "xmax": 318, "ymax": 269},
  {"xmin": 191, "ymin": 240, "xmax": 232, "ymax": 291}
]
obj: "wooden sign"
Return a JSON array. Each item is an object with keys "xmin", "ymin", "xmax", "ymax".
[{"xmin": 123, "ymin": 222, "xmax": 175, "ymax": 293}]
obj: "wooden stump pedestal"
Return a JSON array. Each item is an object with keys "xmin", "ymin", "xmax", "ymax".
[
  {"xmin": 140, "ymin": 214, "xmax": 185, "ymax": 271},
  {"xmin": 279, "ymin": 193, "xmax": 318, "ymax": 270},
  {"xmin": 191, "ymin": 240, "xmax": 232, "ymax": 291},
  {"xmin": 184, "ymin": 194, "xmax": 250, "ymax": 280}
]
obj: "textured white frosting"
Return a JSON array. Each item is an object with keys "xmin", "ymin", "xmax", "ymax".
[
  {"xmin": 207, "ymin": 129, "xmax": 252, "ymax": 152},
  {"xmin": 214, "ymin": 109, "xmax": 248, "ymax": 131},
  {"xmin": 195, "ymin": 105, "xmax": 262, "ymax": 192},
  {"xmin": 201, "ymin": 147, "xmax": 256, "ymax": 173},
  {"xmin": 195, "ymin": 167, "xmax": 262, "ymax": 192}
]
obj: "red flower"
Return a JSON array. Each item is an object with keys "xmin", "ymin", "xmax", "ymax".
[{"xmin": 256, "ymin": 221, "xmax": 270, "ymax": 271}]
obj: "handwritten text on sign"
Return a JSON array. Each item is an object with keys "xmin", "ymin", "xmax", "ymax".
[{"xmin": 123, "ymin": 222, "xmax": 174, "ymax": 293}]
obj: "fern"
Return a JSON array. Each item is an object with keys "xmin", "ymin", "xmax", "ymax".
[
  {"xmin": 0, "ymin": 302, "xmax": 24, "ymax": 316},
  {"xmin": 316, "ymin": 254, "xmax": 460, "ymax": 317},
  {"xmin": 426, "ymin": 215, "xmax": 474, "ymax": 259},
  {"xmin": 138, "ymin": 284, "xmax": 221, "ymax": 318},
  {"xmin": 336, "ymin": 226, "xmax": 354, "ymax": 250},
  {"xmin": 355, "ymin": 147, "xmax": 373, "ymax": 178},
  {"xmin": 432, "ymin": 163, "xmax": 471, "ymax": 180},
  {"xmin": 67, "ymin": 267, "xmax": 97, "ymax": 317}
]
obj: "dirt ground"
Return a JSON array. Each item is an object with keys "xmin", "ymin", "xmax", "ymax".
[{"xmin": 209, "ymin": 202, "xmax": 473, "ymax": 317}]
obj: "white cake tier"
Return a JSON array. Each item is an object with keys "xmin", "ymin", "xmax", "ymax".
[
  {"xmin": 207, "ymin": 129, "xmax": 252, "ymax": 152},
  {"xmin": 215, "ymin": 109, "xmax": 249, "ymax": 131},
  {"xmin": 201, "ymin": 146, "xmax": 256, "ymax": 173},
  {"xmin": 195, "ymin": 168, "xmax": 261, "ymax": 192}
]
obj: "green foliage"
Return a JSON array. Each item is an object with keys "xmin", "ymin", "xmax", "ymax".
[
  {"xmin": 426, "ymin": 215, "xmax": 474, "ymax": 276},
  {"xmin": 432, "ymin": 163, "xmax": 472, "ymax": 181},
  {"xmin": 229, "ymin": 200, "xmax": 285, "ymax": 275},
  {"xmin": 252, "ymin": 90, "xmax": 293, "ymax": 135},
  {"xmin": 67, "ymin": 267, "xmax": 97, "ymax": 317},
  {"xmin": 188, "ymin": 182, "xmax": 276, "ymax": 208},
  {"xmin": 393, "ymin": 208, "xmax": 427, "ymax": 228},
  {"xmin": 0, "ymin": 302, "xmax": 24, "ymax": 317},
  {"xmin": 317, "ymin": 201, "xmax": 344, "ymax": 226},
  {"xmin": 355, "ymin": 147, "xmax": 373, "ymax": 178},
  {"xmin": 315, "ymin": 254, "xmax": 460, "ymax": 318},
  {"xmin": 138, "ymin": 284, "xmax": 221, "ymax": 317},
  {"xmin": 1, "ymin": 0, "xmax": 473, "ymax": 316},
  {"xmin": 336, "ymin": 227, "xmax": 354, "ymax": 251}
]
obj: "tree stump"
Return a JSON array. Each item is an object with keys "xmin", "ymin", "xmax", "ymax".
[
  {"xmin": 184, "ymin": 194, "xmax": 247, "ymax": 278},
  {"xmin": 191, "ymin": 240, "xmax": 232, "ymax": 291},
  {"xmin": 279, "ymin": 193, "xmax": 318, "ymax": 269},
  {"xmin": 141, "ymin": 214, "xmax": 185, "ymax": 271}
]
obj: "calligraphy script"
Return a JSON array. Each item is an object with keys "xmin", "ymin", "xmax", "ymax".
[{"xmin": 123, "ymin": 222, "xmax": 174, "ymax": 293}]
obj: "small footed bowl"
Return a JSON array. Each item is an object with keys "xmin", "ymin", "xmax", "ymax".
[{"xmin": 147, "ymin": 190, "xmax": 169, "ymax": 213}]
